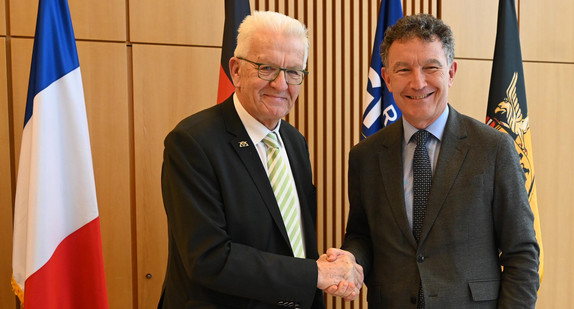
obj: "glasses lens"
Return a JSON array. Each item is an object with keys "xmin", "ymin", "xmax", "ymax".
[
  {"xmin": 250, "ymin": 59, "xmax": 305, "ymax": 85},
  {"xmin": 285, "ymin": 70, "xmax": 304, "ymax": 85},
  {"xmin": 258, "ymin": 64, "xmax": 280, "ymax": 80}
]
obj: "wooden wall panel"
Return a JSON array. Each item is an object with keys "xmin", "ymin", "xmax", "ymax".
[
  {"xmin": 521, "ymin": 1, "xmax": 574, "ymax": 62},
  {"xmin": 0, "ymin": 37, "xmax": 16, "ymax": 309},
  {"xmin": 76, "ymin": 41, "xmax": 133, "ymax": 309},
  {"xmin": 10, "ymin": 0, "xmax": 126, "ymax": 39},
  {"xmin": 442, "ymin": 0, "xmax": 498, "ymax": 59},
  {"xmin": 447, "ymin": 59, "xmax": 492, "ymax": 120},
  {"xmin": 0, "ymin": 0, "xmax": 5, "ymax": 35},
  {"xmin": 8, "ymin": 0, "xmax": 36, "ymax": 36},
  {"xmin": 523, "ymin": 62, "xmax": 574, "ymax": 309},
  {"xmin": 67, "ymin": 0, "xmax": 127, "ymax": 40},
  {"xmin": 132, "ymin": 44, "xmax": 220, "ymax": 309},
  {"xmin": 8, "ymin": 38, "xmax": 33, "ymax": 169},
  {"xmin": 129, "ymin": 0, "xmax": 224, "ymax": 45}
]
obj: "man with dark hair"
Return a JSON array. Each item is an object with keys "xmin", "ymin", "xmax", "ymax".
[{"xmin": 328, "ymin": 13, "xmax": 539, "ymax": 308}]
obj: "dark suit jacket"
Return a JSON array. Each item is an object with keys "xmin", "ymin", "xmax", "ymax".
[
  {"xmin": 342, "ymin": 105, "xmax": 539, "ymax": 308},
  {"xmin": 158, "ymin": 96, "xmax": 325, "ymax": 309}
]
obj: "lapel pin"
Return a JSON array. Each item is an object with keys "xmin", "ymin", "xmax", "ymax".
[{"xmin": 239, "ymin": 141, "xmax": 249, "ymax": 148}]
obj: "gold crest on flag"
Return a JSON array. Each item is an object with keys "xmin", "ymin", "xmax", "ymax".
[
  {"xmin": 487, "ymin": 72, "xmax": 543, "ymax": 280},
  {"xmin": 489, "ymin": 72, "xmax": 536, "ymax": 200}
]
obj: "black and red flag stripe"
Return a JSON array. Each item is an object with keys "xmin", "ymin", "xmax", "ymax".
[{"xmin": 217, "ymin": 0, "xmax": 251, "ymax": 104}]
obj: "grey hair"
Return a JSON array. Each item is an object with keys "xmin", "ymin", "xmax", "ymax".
[
  {"xmin": 234, "ymin": 11, "xmax": 309, "ymax": 68},
  {"xmin": 380, "ymin": 13, "xmax": 455, "ymax": 67}
]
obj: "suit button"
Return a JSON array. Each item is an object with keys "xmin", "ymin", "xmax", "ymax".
[
  {"xmin": 410, "ymin": 296, "xmax": 417, "ymax": 304},
  {"xmin": 417, "ymin": 255, "xmax": 425, "ymax": 263}
]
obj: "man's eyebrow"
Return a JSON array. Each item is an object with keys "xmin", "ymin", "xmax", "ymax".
[
  {"xmin": 424, "ymin": 59, "xmax": 443, "ymax": 67},
  {"xmin": 391, "ymin": 61, "xmax": 410, "ymax": 71}
]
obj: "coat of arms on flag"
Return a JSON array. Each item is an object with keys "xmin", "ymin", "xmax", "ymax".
[{"xmin": 486, "ymin": 0, "xmax": 543, "ymax": 280}]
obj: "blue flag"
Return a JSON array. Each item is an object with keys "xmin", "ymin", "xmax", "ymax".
[{"xmin": 361, "ymin": 0, "xmax": 403, "ymax": 139}]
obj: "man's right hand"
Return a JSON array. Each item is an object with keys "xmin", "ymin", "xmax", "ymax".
[{"xmin": 316, "ymin": 248, "xmax": 364, "ymax": 301}]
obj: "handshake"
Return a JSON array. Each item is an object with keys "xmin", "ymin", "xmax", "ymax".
[{"xmin": 316, "ymin": 248, "xmax": 364, "ymax": 301}]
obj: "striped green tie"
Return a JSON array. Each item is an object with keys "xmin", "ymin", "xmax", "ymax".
[{"xmin": 263, "ymin": 132, "xmax": 304, "ymax": 258}]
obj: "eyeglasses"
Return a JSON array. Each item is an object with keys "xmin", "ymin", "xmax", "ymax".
[{"xmin": 237, "ymin": 57, "xmax": 308, "ymax": 85}]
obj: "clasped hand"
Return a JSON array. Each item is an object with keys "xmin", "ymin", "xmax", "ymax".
[{"xmin": 316, "ymin": 248, "xmax": 364, "ymax": 301}]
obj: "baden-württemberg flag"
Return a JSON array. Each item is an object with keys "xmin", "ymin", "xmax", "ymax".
[
  {"xmin": 11, "ymin": 0, "xmax": 109, "ymax": 307},
  {"xmin": 486, "ymin": 0, "xmax": 543, "ymax": 280},
  {"xmin": 361, "ymin": 0, "xmax": 403, "ymax": 139}
]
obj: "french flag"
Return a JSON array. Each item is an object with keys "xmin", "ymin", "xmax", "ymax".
[{"xmin": 11, "ymin": 0, "xmax": 109, "ymax": 308}]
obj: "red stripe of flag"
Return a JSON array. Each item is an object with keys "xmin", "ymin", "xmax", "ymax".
[{"xmin": 24, "ymin": 218, "xmax": 108, "ymax": 309}]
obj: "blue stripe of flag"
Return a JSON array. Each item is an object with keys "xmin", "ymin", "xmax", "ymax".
[
  {"xmin": 361, "ymin": 0, "xmax": 402, "ymax": 139},
  {"xmin": 25, "ymin": 0, "xmax": 79, "ymax": 126}
]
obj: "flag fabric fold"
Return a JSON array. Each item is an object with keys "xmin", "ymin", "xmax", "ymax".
[
  {"xmin": 217, "ymin": 0, "xmax": 251, "ymax": 104},
  {"xmin": 486, "ymin": 0, "xmax": 543, "ymax": 280},
  {"xmin": 12, "ymin": 0, "xmax": 109, "ymax": 308},
  {"xmin": 361, "ymin": 0, "xmax": 403, "ymax": 139}
]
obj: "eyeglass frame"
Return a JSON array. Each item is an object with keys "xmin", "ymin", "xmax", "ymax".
[{"xmin": 236, "ymin": 57, "xmax": 309, "ymax": 85}]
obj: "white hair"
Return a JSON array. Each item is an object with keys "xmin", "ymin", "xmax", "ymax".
[{"xmin": 234, "ymin": 11, "xmax": 309, "ymax": 68}]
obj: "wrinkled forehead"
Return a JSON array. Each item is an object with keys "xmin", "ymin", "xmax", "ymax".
[{"xmin": 247, "ymin": 32, "xmax": 306, "ymax": 64}]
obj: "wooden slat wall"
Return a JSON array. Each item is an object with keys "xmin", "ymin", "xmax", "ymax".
[{"xmin": 1, "ymin": 1, "xmax": 573, "ymax": 309}]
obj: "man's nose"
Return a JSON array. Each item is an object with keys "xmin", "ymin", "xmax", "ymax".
[
  {"xmin": 270, "ymin": 70, "xmax": 289, "ymax": 89},
  {"xmin": 410, "ymin": 69, "xmax": 427, "ymax": 89}
]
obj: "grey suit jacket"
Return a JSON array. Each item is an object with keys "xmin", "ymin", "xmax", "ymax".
[
  {"xmin": 158, "ymin": 96, "xmax": 325, "ymax": 309},
  {"xmin": 342, "ymin": 105, "xmax": 539, "ymax": 308}
]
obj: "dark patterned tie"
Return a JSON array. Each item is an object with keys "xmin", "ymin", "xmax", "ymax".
[
  {"xmin": 412, "ymin": 129, "xmax": 432, "ymax": 309},
  {"xmin": 412, "ymin": 130, "xmax": 432, "ymax": 242}
]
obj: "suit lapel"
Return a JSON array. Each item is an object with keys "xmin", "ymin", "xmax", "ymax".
[
  {"xmin": 378, "ymin": 120, "xmax": 418, "ymax": 247},
  {"xmin": 221, "ymin": 99, "xmax": 291, "ymax": 246},
  {"xmin": 420, "ymin": 106, "xmax": 470, "ymax": 242},
  {"xmin": 280, "ymin": 125, "xmax": 306, "ymax": 209}
]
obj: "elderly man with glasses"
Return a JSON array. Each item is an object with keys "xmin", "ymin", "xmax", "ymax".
[{"xmin": 158, "ymin": 10, "xmax": 362, "ymax": 309}]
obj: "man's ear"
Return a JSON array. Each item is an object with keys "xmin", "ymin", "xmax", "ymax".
[
  {"xmin": 229, "ymin": 57, "xmax": 241, "ymax": 88},
  {"xmin": 448, "ymin": 60, "xmax": 458, "ymax": 87}
]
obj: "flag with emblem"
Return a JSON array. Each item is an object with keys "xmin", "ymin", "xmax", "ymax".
[
  {"xmin": 361, "ymin": 0, "xmax": 403, "ymax": 139},
  {"xmin": 11, "ymin": 0, "xmax": 109, "ymax": 307},
  {"xmin": 217, "ymin": 0, "xmax": 251, "ymax": 104},
  {"xmin": 486, "ymin": 0, "xmax": 543, "ymax": 280}
]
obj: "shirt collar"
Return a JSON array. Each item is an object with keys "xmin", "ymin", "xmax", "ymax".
[
  {"xmin": 233, "ymin": 93, "xmax": 283, "ymax": 146},
  {"xmin": 403, "ymin": 105, "xmax": 449, "ymax": 144}
]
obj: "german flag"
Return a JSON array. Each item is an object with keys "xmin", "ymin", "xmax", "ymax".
[{"xmin": 217, "ymin": 0, "xmax": 251, "ymax": 104}]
